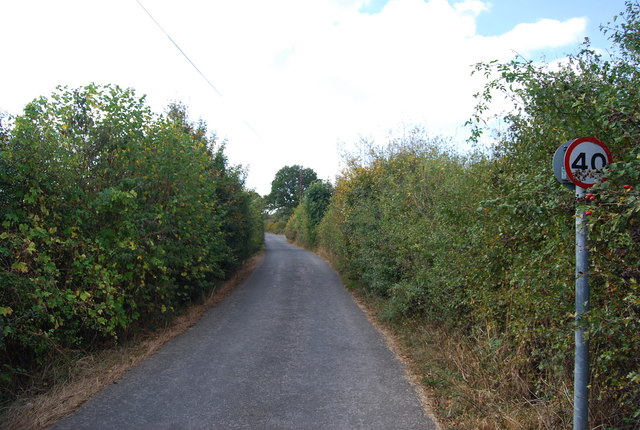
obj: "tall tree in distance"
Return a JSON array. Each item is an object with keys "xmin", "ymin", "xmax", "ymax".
[{"xmin": 266, "ymin": 165, "xmax": 318, "ymax": 216}]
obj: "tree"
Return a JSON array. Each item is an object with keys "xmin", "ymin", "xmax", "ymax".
[{"xmin": 266, "ymin": 165, "xmax": 318, "ymax": 215}]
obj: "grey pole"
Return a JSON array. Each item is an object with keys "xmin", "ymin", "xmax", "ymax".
[{"xmin": 574, "ymin": 186, "xmax": 590, "ymax": 430}]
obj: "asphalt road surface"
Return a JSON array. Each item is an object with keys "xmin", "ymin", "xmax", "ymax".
[{"xmin": 52, "ymin": 234, "xmax": 436, "ymax": 430}]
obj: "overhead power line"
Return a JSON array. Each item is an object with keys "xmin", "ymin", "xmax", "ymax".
[
  {"xmin": 135, "ymin": 0, "xmax": 223, "ymax": 98},
  {"xmin": 135, "ymin": 0, "xmax": 259, "ymax": 136}
]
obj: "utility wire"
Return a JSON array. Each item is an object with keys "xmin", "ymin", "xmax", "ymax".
[
  {"xmin": 135, "ymin": 0, "xmax": 260, "ymax": 137},
  {"xmin": 136, "ymin": 0, "xmax": 223, "ymax": 97}
]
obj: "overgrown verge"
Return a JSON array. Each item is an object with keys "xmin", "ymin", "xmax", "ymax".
[
  {"xmin": 346, "ymin": 282, "xmax": 576, "ymax": 429},
  {"xmin": 0, "ymin": 254, "xmax": 263, "ymax": 430},
  {"xmin": 0, "ymin": 84, "xmax": 264, "ymax": 408},
  {"xmin": 288, "ymin": 4, "xmax": 640, "ymax": 428}
]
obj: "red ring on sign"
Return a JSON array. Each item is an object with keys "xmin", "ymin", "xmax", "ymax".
[{"xmin": 564, "ymin": 136, "xmax": 612, "ymax": 189}]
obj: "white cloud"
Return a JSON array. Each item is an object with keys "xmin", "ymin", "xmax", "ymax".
[
  {"xmin": 499, "ymin": 17, "xmax": 587, "ymax": 53},
  {"xmin": 454, "ymin": 0, "xmax": 490, "ymax": 16},
  {"xmin": 0, "ymin": 0, "xmax": 588, "ymax": 194}
]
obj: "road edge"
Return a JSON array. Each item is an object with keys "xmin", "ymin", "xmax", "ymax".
[
  {"xmin": 2, "ymin": 253, "xmax": 265, "ymax": 430},
  {"xmin": 287, "ymin": 238, "xmax": 442, "ymax": 430}
]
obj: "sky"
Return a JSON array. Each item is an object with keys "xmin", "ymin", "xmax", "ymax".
[{"xmin": 0, "ymin": 0, "xmax": 629, "ymax": 195}]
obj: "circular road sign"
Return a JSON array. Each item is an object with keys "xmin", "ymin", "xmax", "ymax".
[{"xmin": 564, "ymin": 137, "xmax": 612, "ymax": 189}]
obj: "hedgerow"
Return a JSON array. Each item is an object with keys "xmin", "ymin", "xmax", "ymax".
[
  {"xmin": 315, "ymin": 3, "xmax": 640, "ymax": 427},
  {"xmin": 285, "ymin": 180, "xmax": 333, "ymax": 247},
  {"xmin": 0, "ymin": 85, "xmax": 263, "ymax": 401}
]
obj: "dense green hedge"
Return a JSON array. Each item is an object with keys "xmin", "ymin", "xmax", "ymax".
[
  {"xmin": 315, "ymin": 4, "xmax": 639, "ymax": 428},
  {"xmin": 285, "ymin": 180, "xmax": 333, "ymax": 247},
  {"xmin": 0, "ymin": 85, "xmax": 263, "ymax": 399}
]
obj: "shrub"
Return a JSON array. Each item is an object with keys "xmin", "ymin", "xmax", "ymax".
[{"xmin": 0, "ymin": 85, "xmax": 263, "ymax": 401}]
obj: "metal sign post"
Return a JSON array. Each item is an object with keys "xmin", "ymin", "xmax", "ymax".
[
  {"xmin": 574, "ymin": 185, "xmax": 589, "ymax": 430},
  {"xmin": 554, "ymin": 137, "xmax": 612, "ymax": 430}
]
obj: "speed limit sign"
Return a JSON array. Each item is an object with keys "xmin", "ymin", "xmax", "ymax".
[
  {"xmin": 553, "ymin": 136, "xmax": 613, "ymax": 429},
  {"xmin": 564, "ymin": 137, "xmax": 612, "ymax": 189}
]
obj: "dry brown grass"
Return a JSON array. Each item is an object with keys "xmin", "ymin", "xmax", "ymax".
[
  {"xmin": 284, "ymin": 243, "xmax": 576, "ymax": 429},
  {"xmin": 349, "ymin": 287, "xmax": 444, "ymax": 430},
  {"xmin": 0, "ymin": 254, "xmax": 263, "ymax": 430},
  {"xmin": 347, "ymin": 287, "xmax": 573, "ymax": 430}
]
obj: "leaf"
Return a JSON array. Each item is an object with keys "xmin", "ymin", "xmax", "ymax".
[{"xmin": 11, "ymin": 262, "xmax": 28, "ymax": 273}]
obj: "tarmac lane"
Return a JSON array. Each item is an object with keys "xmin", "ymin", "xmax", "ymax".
[{"xmin": 52, "ymin": 234, "xmax": 437, "ymax": 430}]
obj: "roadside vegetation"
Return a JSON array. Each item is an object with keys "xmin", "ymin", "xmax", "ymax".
[
  {"xmin": 280, "ymin": 3, "xmax": 640, "ymax": 428},
  {"xmin": 0, "ymin": 85, "xmax": 264, "ymax": 411},
  {"xmin": 263, "ymin": 164, "xmax": 320, "ymax": 234}
]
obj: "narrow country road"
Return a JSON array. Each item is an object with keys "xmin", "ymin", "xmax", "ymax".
[{"xmin": 52, "ymin": 234, "xmax": 436, "ymax": 430}]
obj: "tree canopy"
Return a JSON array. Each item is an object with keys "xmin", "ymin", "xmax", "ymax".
[{"xmin": 265, "ymin": 165, "xmax": 318, "ymax": 215}]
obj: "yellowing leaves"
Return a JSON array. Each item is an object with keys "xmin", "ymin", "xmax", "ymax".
[
  {"xmin": 0, "ymin": 84, "xmax": 265, "ymax": 398},
  {"xmin": 25, "ymin": 241, "xmax": 36, "ymax": 254},
  {"xmin": 11, "ymin": 262, "xmax": 28, "ymax": 273}
]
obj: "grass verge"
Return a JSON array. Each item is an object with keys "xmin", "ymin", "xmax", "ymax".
[
  {"xmin": 278, "ymin": 239, "xmax": 576, "ymax": 428},
  {"xmin": 346, "ymin": 285, "xmax": 572, "ymax": 429},
  {"xmin": 0, "ymin": 253, "xmax": 264, "ymax": 430}
]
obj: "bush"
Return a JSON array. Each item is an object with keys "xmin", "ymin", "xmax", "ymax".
[
  {"xmin": 0, "ymin": 85, "xmax": 263, "ymax": 401},
  {"xmin": 317, "ymin": 5, "xmax": 640, "ymax": 423},
  {"xmin": 285, "ymin": 180, "xmax": 333, "ymax": 247}
]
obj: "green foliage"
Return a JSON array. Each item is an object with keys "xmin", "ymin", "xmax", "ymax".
[
  {"xmin": 284, "ymin": 201, "xmax": 309, "ymax": 244},
  {"xmin": 319, "ymin": 130, "xmax": 479, "ymax": 311},
  {"xmin": 0, "ymin": 85, "xmax": 263, "ymax": 401},
  {"xmin": 265, "ymin": 165, "xmax": 318, "ymax": 217},
  {"xmin": 304, "ymin": 181, "xmax": 333, "ymax": 228},
  {"xmin": 285, "ymin": 180, "xmax": 333, "ymax": 247},
  {"xmin": 317, "ymin": 3, "xmax": 640, "ymax": 427},
  {"xmin": 264, "ymin": 211, "xmax": 289, "ymax": 234}
]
